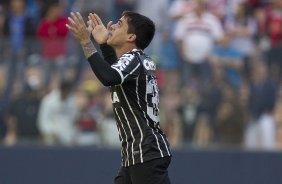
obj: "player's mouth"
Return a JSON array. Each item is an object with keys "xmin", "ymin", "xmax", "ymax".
[{"xmin": 109, "ymin": 31, "xmax": 113, "ymax": 38}]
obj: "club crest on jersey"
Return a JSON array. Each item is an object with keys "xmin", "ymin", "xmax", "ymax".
[
  {"xmin": 112, "ymin": 92, "xmax": 120, "ymax": 103},
  {"xmin": 143, "ymin": 59, "xmax": 156, "ymax": 71}
]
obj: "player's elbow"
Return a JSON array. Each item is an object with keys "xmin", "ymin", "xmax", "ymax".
[
  {"xmin": 101, "ymin": 80, "xmax": 113, "ymax": 87},
  {"xmin": 100, "ymin": 75, "xmax": 122, "ymax": 86},
  {"xmin": 101, "ymin": 80, "xmax": 121, "ymax": 87}
]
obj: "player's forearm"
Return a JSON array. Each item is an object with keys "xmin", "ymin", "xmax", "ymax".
[
  {"xmin": 99, "ymin": 44, "xmax": 117, "ymax": 65},
  {"xmin": 81, "ymin": 40, "xmax": 98, "ymax": 59},
  {"xmin": 87, "ymin": 52, "xmax": 121, "ymax": 86},
  {"xmin": 81, "ymin": 41, "xmax": 121, "ymax": 86}
]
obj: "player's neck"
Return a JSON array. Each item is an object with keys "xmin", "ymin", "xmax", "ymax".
[{"xmin": 115, "ymin": 44, "xmax": 138, "ymax": 58}]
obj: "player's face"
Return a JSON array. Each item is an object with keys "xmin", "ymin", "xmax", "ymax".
[{"xmin": 107, "ymin": 16, "xmax": 135, "ymax": 47}]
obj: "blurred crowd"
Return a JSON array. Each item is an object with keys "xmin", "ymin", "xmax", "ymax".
[{"xmin": 0, "ymin": 0, "xmax": 282, "ymax": 151}]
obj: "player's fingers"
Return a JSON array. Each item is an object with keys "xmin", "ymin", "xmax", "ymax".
[
  {"xmin": 87, "ymin": 20, "xmax": 94, "ymax": 32},
  {"xmin": 68, "ymin": 17, "xmax": 76, "ymax": 27},
  {"xmin": 66, "ymin": 24, "xmax": 77, "ymax": 34},
  {"xmin": 67, "ymin": 17, "xmax": 79, "ymax": 32},
  {"xmin": 66, "ymin": 24, "xmax": 72, "ymax": 31},
  {"xmin": 76, "ymin": 12, "xmax": 86, "ymax": 27},
  {"xmin": 88, "ymin": 15, "xmax": 96, "ymax": 27},
  {"xmin": 89, "ymin": 13, "xmax": 98, "ymax": 26},
  {"xmin": 94, "ymin": 13, "xmax": 103, "ymax": 25},
  {"xmin": 70, "ymin": 12, "xmax": 80, "ymax": 25},
  {"xmin": 106, "ymin": 21, "xmax": 113, "ymax": 30},
  {"xmin": 87, "ymin": 20, "xmax": 91, "ymax": 27}
]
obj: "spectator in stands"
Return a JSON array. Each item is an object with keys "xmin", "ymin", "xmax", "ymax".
[
  {"xmin": 161, "ymin": 84, "xmax": 183, "ymax": 147},
  {"xmin": 99, "ymin": 93, "xmax": 120, "ymax": 147},
  {"xmin": 174, "ymin": 0, "xmax": 224, "ymax": 86},
  {"xmin": 25, "ymin": 0, "xmax": 42, "ymax": 27},
  {"xmin": 206, "ymin": 0, "xmax": 227, "ymax": 21},
  {"xmin": 2, "ymin": 0, "xmax": 35, "ymax": 50},
  {"xmin": 2, "ymin": 0, "xmax": 36, "ymax": 91},
  {"xmin": 263, "ymin": 0, "xmax": 282, "ymax": 47},
  {"xmin": 273, "ymin": 89, "xmax": 282, "ymax": 149},
  {"xmin": 215, "ymin": 84, "xmax": 245, "ymax": 147},
  {"xmin": 75, "ymin": 79, "xmax": 103, "ymax": 146},
  {"xmin": 4, "ymin": 74, "xmax": 43, "ymax": 146},
  {"xmin": 245, "ymin": 62, "xmax": 277, "ymax": 150},
  {"xmin": 0, "ymin": 4, "xmax": 5, "ymax": 36},
  {"xmin": 168, "ymin": 0, "xmax": 194, "ymax": 52},
  {"xmin": 224, "ymin": 1, "xmax": 257, "ymax": 82},
  {"xmin": 198, "ymin": 65, "xmax": 225, "ymax": 136},
  {"xmin": 37, "ymin": 79, "xmax": 79, "ymax": 146},
  {"xmin": 276, "ymin": 119, "xmax": 282, "ymax": 150},
  {"xmin": 169, "ymin": 0, "xmax": 195, "ymax": 40},
  {"xmin": 0, "ymin": 66, "xmax": 9, "ymax": 141},
  {"xmin": 36, "ymin": 1, "xmax": 69, "ymax": 88},
  {"xmin": 135, "ymin": 0, "xmax": 170, "ymax": 57},
  {"xmin": 193, "ymin": 113, "xmax": 213, "ymax": 148},
  {"xmin": 179, "ymin": 85, "xmax": 200, "ymax": 144},
  {"xmin": 209, "ymin": 33, "xmax": 244, "ymax": 89},
  {"xmin": 263, "ymin": 0, "xmax": 282, "ymax": 84}
]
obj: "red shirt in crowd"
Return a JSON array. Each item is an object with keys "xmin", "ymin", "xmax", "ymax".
[
  {"xmin": 37, "ymin": 16, "xmax": 69, "ymax": 59},
  {"xmin": 266, "ymin": 7, "xmax": 282, "ymax": 46}
]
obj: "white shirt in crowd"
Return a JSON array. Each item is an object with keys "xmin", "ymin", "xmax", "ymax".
[
  {"xmin": 175, "ymin": 12, "xmax": 224, "ymax": 63},
  {"xmin": 37, "ymin": 89, "xmax": 79, "ymax": 145}
]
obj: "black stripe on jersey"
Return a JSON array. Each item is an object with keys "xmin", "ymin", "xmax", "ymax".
[
  {"xmin": 114, "ymin": 108, "xmax": 130, "ymax": 166},
  {"xmin": 160, "ymin": 134, "xmax": 171, "ymax": 156},
  {"xmin": 120, "ymin": 85, "xmax": 144, "ymax": 164},
  {"xmin": 120, "ymin": 106, "xmax": 136, "ymax": 166}
]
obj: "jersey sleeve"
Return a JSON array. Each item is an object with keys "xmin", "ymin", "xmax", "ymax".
[
  {"xmin": 87, "ymin": 53, "xmax": 122, "ymax": 86},
  {"xmin": 111, "ymin": 53, "xmax": 141, "ymax": 84},
  {"xmin": 99, "ymin": 44, "xmax": 118, "ymax": 65}
]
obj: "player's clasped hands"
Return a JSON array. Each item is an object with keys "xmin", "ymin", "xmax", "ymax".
[
  {"xmin": 87, "ymin": 13, "xmax": 113, "ymax": 44},
  {"xmin": 66, "ymin": 12, "xmax": 113, "ymax": 45}
]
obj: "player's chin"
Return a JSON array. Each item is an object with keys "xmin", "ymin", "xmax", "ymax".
[{"xmin": 106, "ymin": 38, "xmax": 113, "ymax": 46}]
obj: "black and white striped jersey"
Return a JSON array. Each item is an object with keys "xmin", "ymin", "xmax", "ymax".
[{"xmin": 110, "ymin": 49, "xmax": 171, "ymax": 167}]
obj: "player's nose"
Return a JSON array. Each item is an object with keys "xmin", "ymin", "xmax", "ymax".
[{"xmin": 111, "ymin": 23, "xmax": 118, "ymax": 30}]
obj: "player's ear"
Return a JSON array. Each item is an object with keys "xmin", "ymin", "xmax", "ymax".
[{"xmin": 127, "ymin": 33, "xmax": 136, "ymax": 42}]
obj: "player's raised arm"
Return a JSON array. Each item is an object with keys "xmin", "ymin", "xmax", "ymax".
[
  {"xmin": 66, "ymin": 12, "xmax": 96, "ymax": 58},
  {"xmin": 87, "ymin": 13, "xmax": 117, "ymax": 64},
  {"xmin": 66, "ymin": 12, "xmax": 121, "ymax": 86}
]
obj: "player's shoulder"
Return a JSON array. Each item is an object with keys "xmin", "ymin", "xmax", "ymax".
[
  {"xmin": 118, "ymin": 49, "xmax": 156, "ymax": 71},
  {"xmin": 112, "ymin": 50, "xmax": 139, "ymax": 71},
  {"xmin": 134, "ymin": 51, "xmax": 157, "ymax": 71},
  {"xmin": 119, "ymin": 52, "xmax": 136, "ymax": 64},
  {"xmin": 119, "ymin": 49, "xmax": 141, "ymax": 62}
]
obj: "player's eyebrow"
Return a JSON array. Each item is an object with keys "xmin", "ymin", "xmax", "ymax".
[{"xmin": 118, "ymin": 19, "xmax": 123, "ymax": 25}]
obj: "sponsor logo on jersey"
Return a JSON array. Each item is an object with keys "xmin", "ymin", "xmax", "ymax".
[
  {"xmin": 143, "ymin": 59, "xmax": 156, "ymax": 71},
  {"xmin": 112, "ymin": 54, "xmax": 134, "ymax": 71}
]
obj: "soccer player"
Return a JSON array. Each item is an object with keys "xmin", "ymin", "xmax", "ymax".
[{"xmin": 66, "ymin": 11, "xmax": 172, "ymax": 184}]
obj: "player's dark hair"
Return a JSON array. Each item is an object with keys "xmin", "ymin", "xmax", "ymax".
[{"xmin": 122, "ymin": 11, "xmax": 155, "ymax": 50}]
